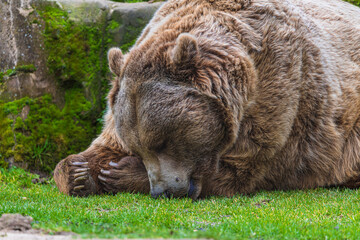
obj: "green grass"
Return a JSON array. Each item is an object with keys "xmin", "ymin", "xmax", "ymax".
[{"xmin": 1, "ymin": 167, "xmax": 360, "ymax": 239}]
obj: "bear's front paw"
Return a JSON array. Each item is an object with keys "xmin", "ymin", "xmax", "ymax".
[
  {"xmin": 98, "ymin": 156, "xmax": 149, "ymax": 194},
  {"xmin": 54, "ymin": 155, "xmax": 97, "ymax": 197}
]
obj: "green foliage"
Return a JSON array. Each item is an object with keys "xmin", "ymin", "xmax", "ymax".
[
  {"xmin": 0, "ymin": 65, "xmax": 36, "ymax": 91},
  {"xmin": 31, "ymin": 138, "xmax": 51, "ymax": 167},
  {"xmin": 1, "ymin": 168, "xmax": 360, "ymax": 239},
  {"xmin": 0, "ymin": 91, "xmax": 94, "ymax": 172},
  {"xmin": 37, "ymin": 4, "xmax": 116, "ymax": 122},
  {"xmin": 1, "ymin": 65, "xmax": 36, "ymax": 79},
  {"xmin": 120, "ymin": 37, "xmax": 137, "ymax": 53},
  {"xmin": 0, "ymin": 68, "xmax": 22, "ymax": 89},
  {"xmin": 0, "ymin": 4, "xmax": 114, "ymax": 172},
  {"xmin": 345, "ymin": 0, "xmax": 360, "ymax": 6},
  {"xmin": 0, "ymin": 109, "xmax": 13, "ymax": 169},
  {"xmin": 0, "ymin": 3, "xmax": 151, "ymax": 172},
  {"xmin": 15, "ymin": 64, "xmax": 37, "ymax": 73},
  {"xmin": 121, "ymin": 23, "xmax": 146, "ymax": 53},
  {"xmin": 38, "ymin": 6, "xmax": 104, "ymax": 92},
  {"xmin": 107, "ymin": 20, "xmax": 120, "ymax": 31},
  {"xmin": 0, "ymin": 69, "xmax": 16, "ymax": 81},
  {"xmin": 36, "ymin": 2, "xmax": 145, "ymax": 124}
]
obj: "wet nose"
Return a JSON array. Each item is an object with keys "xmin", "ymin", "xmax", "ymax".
[
  {"xmin": 150, "ymin": 183, "xmax": 170, "ymax": 199},
  {"xmin": 150, "ymin": 189, "xmax": 170, "ymax": 199}
]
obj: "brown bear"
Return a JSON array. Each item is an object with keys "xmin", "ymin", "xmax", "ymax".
[{"xmin": 54, "ymin": 0, "xmax": 360, "ymax": 199}]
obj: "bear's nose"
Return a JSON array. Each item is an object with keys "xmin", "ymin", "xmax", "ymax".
[{"xmin": 150, "ymin": 189, "xmax": 170, "ymax": 199}]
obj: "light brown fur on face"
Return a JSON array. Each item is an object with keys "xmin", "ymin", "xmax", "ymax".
[{"xmin": 54, "ymin": 0, "xmax": 360, "ymax": 199}]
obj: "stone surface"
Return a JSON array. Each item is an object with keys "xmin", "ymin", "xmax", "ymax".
[
  {"xmin": 50, "ymin": 0, "xmax": 110, "ymax": 23},
  {"xmin": 0, "ymin": 0, "xmax": 163, "ymax": 103},
  {"xmin": 0, "ymin": 214, "xmax": 33, "ymax": 231},
  {"xmin": 0, "ymin": 0, "xmax": 61, "ymax": 102},
  {"xmin": 109, "ymin": 2, "xmax": 162, "ymax": 48},
  {"xmin": 0, "ymin": 233, "xmax": 69, "ymax": 240}
]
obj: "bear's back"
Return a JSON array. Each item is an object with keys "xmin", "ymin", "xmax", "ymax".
[{"xmin": 290, "ymin": 0, "xmax": 360, "ymax": 65}]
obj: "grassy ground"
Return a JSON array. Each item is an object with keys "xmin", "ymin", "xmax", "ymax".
[{"xmin": 1, "ymin": 167, "xmax": 360, "ymax": 239}]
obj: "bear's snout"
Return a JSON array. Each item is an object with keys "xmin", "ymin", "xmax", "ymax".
[{"xmin": 149, "ymin": 178, "xmax": 194, "ymax": 199}]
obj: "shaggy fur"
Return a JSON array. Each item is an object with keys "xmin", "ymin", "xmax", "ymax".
[{"xmin": 54, "ymin": 0, "xmax": 360, "ymax": 199}]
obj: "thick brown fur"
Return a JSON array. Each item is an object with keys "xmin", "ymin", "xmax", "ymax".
[{"xmin": 54, "ymin": 0, "xmax": 360, "ymax": 199}]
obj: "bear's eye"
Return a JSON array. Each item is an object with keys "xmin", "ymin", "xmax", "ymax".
[{"xmin": 152, "ymin": 140, "xmax": 167, "ymax": 153}]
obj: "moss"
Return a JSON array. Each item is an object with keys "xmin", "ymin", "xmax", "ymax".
[
  {"xmin": 107, "ymin": 21, "xmax": 146, "ymax": 53},
  {"xmin": 0, "ymin": 65, "xmax": 36, "ymax": 89},
  {"xmin": 120, "ymin": 39, "xmax": 137, "ymax": 52},
  {"xmin": 0, "ymin": 90, "xmax": 95, "ymax": 172},
  {"xmin": 345, "ymin": 0, "xmax": 360, "ymax": 6},
  {"xmin": 36, "ymin": 5, "xmax": 110, "ymax": 117},
  {"xmin": 15, "ymin": 64, "xmax": 37, "ymax": 73},
  {"xmin": 108, "ymin": 20, "xmax": 121, "ymax": 31},
  {"xmin": 0, "ymin": 109, "xmax": 13, "ymax": 168},
  {"xmin": 0, "ymin": 69, "xmax": 17, "ymax": 91}
]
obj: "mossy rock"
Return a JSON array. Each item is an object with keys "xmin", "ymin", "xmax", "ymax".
[
  {"xmin": 0, "ymin": 1, "xmax": 162, "ymax": 173},
  {"xmin": 0, "ymin": 91, "xmax": 94, "ymax": 172}
]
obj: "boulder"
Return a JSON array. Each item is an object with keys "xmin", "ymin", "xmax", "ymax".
[{"xmin": 0, "ymin": 0, "xmax": 163, "ymax": 103}]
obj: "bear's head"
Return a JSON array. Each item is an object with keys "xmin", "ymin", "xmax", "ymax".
[{"xmin": 107, "ymin": 33, "xmax": 256, "ymax": 199}]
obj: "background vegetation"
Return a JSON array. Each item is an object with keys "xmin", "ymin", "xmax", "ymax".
[
  {"xmin": 346, "ymin": 0, "xmax": 360, "ymax": 6},
  {"xmin": 0, "ymin": 1, "xmax": 148, "ymax": 172}
]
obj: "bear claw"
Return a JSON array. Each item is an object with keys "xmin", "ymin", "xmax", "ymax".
[
  {"xmin": 74, "ymin": 185, "xmax": 85, "ymax": 191},
  {"xmin": 74, "ymin": 168, "xmax": 89, "ymax": 173},
  {"xmin": 74, "ymin": 172, "xmax": 87, "ymax": 178},
  {"xmin": 100, "ymin": 169, "xmax": 111, "ymax": 175},
  {"xmin": 98, "ymin": 175, "xmax": 108, "ymax": 182},
  {"xmin": 109, "ymin": 161, "xmax": 120, "ymax": 168},
  {"xmin": 70, "ymin": 162, "xmax": 89, "ymax": 166},
  {"xmin": 74, "ymin": 176, "xmax": 87, "ymax": 182},
  {"xmin": 98, "ymin": 174, "xmax": 116, "ymax": 193}
]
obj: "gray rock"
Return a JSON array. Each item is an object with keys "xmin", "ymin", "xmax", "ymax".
[
  {"xmin": 48, "ymin": 0, "xmax": 110, "ymax": 23},
  {"xmin": 109, "ymin": 2, "xmax": 162, "ymax": 48},
  {"xmin": 0, "ymin": 214, "xmax": 33, "ymax": 231},
  {"xmin": 0, "ymin": 0, "xmax": 163, "ymax": 103},
  {"xmin": 0, "ymin": 0, "xmax": 61, "ymax": 102}
]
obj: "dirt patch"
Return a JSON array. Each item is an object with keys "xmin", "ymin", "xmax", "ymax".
[
  {"xmin": 0, "ymin": 214, "xmax": 33, "ymax": 232},
  {"xmin": 0, "ymin": 214, "xmax": 74, "ymax": 239}
]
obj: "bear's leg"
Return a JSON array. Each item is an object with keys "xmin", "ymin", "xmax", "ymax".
[
  {"xmin": 337, "ymin": 126, "xmax": 360, "ymax": 189},
  {"xmin": 54, "ymin": 145, "xmax": 150, "ymax": 197},
  {"xmin": 340, "ymin": 177, "xmax": 360, "ymax": 189}
]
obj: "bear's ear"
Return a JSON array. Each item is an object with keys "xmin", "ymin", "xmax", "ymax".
[
  {"xmin": 108, "ymin": 47, "xmax": 124, "ymax": 77},
  {"xmin": 171, "ymin": 33, "xmax": 199, "ymax": 67}
]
